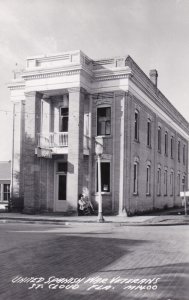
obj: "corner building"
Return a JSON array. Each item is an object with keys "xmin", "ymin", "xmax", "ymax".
[{"xmin": 9, "ymin": 50, "xmax": 189, "ymax": 215}]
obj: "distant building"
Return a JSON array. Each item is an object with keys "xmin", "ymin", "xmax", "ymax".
[
  {"xmin": 0, "ymin": 161, "xmax": 11, "ymax": 203},
  {"xmin": 8, "ymin": 50, "xmax": 189, "ymax": 215}
]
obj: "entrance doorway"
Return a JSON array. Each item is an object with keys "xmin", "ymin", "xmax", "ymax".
[{"xmin": 54, "ymin": 161, "xmax": 68, "ymax": 212}]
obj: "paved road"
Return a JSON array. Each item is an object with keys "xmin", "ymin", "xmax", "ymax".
[{"xmin": 0, "ymin": 222, "xmax": 188, "ymax": 300}]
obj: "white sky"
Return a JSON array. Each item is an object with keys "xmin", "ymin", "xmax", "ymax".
[{"xmin": 0, "ymin": 0, "xmax": 189, "ymax": 160}]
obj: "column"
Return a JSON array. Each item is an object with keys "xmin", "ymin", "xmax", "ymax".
[
  {"xmin": 23, "ymin": 92, "xmax": 41, "ymax": 213},
  {"xmin": 116, "ymin": 92, "xmax": 127, "ymax": 216},
  {"xmin": 67, "ymin": 88, "xmax": 85, "ymax": 212}
]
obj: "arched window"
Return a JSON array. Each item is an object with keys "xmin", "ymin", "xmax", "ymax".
[
  {"xmin": 146, "ymin": 165, "xmax": 151, "ymax": 195},
  {"xmin": 178, "ymin": 141, "xmax": 180, "ymax": 162},
  {"xmin": 165, "ymin": 131, "xmax": 168, "ymax": 156},
  {"xmin": 171, "ymin": 136, "xmax": 174, "ymax": 158},
  {"xmin": 164, "ymin": 169, "xmax": 168, "ymax": 196},
  {"xmin": 147, "ymin": 119, "xmax": 151, "ymax": 147},
  {"xmin": 158, "ymin": 126, "xmax": 161, "ymax": 152},
  {"xmin": 134, "ymin": 110, "xmax": 139, "ymax": 141},
  {"xmin": 133, "ymin": 162, "xmax": 139, "ymax": 194},
  {"xmin": 170, "ymin": 171, "xmax": 174, "ymax": 196},
  {"xmin": 157, "ymin": 167, "xmax": 161, "ymax": 196}
]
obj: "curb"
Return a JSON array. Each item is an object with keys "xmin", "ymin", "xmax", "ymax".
[{"xmin": 0, "ymin": 217, "xmax": 189, "ymax": 226}]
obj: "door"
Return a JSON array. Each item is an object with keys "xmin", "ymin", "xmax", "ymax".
[{"xmin": 54, "ymin": 161, "xmax": 68, "ymax": 212}]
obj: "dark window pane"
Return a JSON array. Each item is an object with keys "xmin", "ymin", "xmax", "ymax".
[
  {"xmin": 58, "ymin": 175, "xmax": 66, "ymax": 200},
  {"xmin": 97, "ymin": 107, "xmax": 111, "ymax": 136},
  {"xmin": 97, "ymin": 162, "xmax": 110, "ymax": 192},
  {"xmin": 57, "ymin": 162, "xmax": 67, "ymax": 173}
]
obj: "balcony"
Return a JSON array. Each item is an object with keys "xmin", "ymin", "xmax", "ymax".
[{"xmin": 37, "ymin": 132, "xmax": 68, "ymax": 155}]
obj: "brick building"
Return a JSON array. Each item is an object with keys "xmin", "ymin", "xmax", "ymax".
[
  {"xmin": 0, "ymin": 161, "xmax": 11, "ymax": 203},
  {"xmin": 9, "ymin": 50, "xmax": 189, "ymax": 215}
]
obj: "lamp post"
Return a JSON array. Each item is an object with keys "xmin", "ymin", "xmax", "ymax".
[{"xmin": 95, "ymin": 137, "xmax": 104, "ymax": 223}]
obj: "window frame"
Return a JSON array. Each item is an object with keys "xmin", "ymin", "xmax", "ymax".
[
  {"xmin": 146, "ymin": 165, "xmax": 151, "ymax": 195},
  {"xmin": 133, "ymin": 162, "xmax": 139, "ymax": 195},
  {"xmin": 96, "ymin": 160, "xmax": 111, "ymax": 194},
  {"xmin": 165, "ymin": 131, "xmax": 168, "ymax": 156},
  {"xmin": 171, "ymin": 136, "xmax": 174, "ymax": 158},
  {"xmin": 170, "ymin": 171, "xmax": 174, "ymax": 196},
  {"xmin": 157, "ymin": 167, "xmax": 161, "ymax": 196},
  {"xmin": 178, "ymin": 140, "xmax": 180, "ymax": 162},
  {"xmin": 158, "ymin": 126, "xmax": 161, "ymax": 153},
  {"xmin": 147, "ymin": 119, "xmax": 151, "ymax": 147},
  {"xmin": 164, "ymin": 169, "xmax": 168, "ymax": 196},
  {"xmin": 134, "ymin": 110, "xmax": 139, "ymax": 141},
  {"xmin": 96, "ymin": 106, "xmax": 111, "ymax": 137}
]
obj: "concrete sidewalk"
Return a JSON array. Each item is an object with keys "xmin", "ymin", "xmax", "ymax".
[{"xmin": 0, "ymin": 212, "xmax": 189, "ymax": 225}]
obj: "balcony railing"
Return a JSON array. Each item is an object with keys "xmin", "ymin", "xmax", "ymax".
[{"xmin": 37, "ymin": 132, "xmax": 68, "ymax": 149}]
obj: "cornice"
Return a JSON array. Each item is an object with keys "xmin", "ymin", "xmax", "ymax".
[{"xmin": 8, "ymin": 81, "xmax": 25, "ymax": 91}]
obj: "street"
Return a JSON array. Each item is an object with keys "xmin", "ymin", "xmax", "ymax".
[{"xmin": 0, "ymin": 222, "xmax": 188, "ymax": 300}]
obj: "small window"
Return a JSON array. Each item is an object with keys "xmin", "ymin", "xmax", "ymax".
[
  {"xmin": 3, "ymin": 184, "xmax": 10, "ymax": 201},
  {"xmin": 165, "ymin": 131, "xmax": 168, "ymax": 156},
  {"xmin": 146, "ymin": 165, "xmax": 151, "ymax": 195},
  {"xmin": 178, "ymin": 141, "xmax": 180, "ymax": 162},
  {"xmin": 164, "ymin": 170, "xmax": 168, "ymax": 196},
  {"xmin": 133, "ymin": 162, "xmax": 138, "ymax": 194},
  {"xmin": 134, "ymin": 110, "xmax": 139, "ymax": 141},
  {"xmin": 171, "ymin": 136, "xmax": 174, "ymax": 158},
  {"xmin": 60, "ymin": 108, "xmax": 69, "ymax": 132},
  {"xmin": 147, "ymin": 119, "xmax": 151, "ymax": 147},
  {"xmin": 97, "ymin": 107, "xmax": 111, "ymax": 136},
  {"xmin": 157, "ymin": 168, "xmax": 161, "ymax": 195},
  {"xmin": 96, "ymin": 162, "xmax": 110, "ymax": 192},
  {"xmin": 158, "ymin": 126, "xmax": 161, "ymax": 152}
]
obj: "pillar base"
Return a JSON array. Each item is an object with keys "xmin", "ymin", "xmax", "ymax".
[
  {"xmin": 118, "ymin": 208, "xmax": 128, "ymax": 217},
  {"xmin": 97, "ymin": 212, "xmax": 105, "ymax": 223}
]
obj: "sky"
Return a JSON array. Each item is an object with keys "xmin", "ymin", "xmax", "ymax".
[{"xmin": 0, "ymin": 0, "xmax": 189, "ymax": 160}]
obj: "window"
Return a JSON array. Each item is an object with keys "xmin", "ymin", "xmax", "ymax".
[
  {"xmin": 60, "ymin": 107, "xmax": 69, "ymax": 132},
  {"xmin": 147, "ymin": 119, "xmax": 151, "ymax": 147},
  {"xmin": 164, "ymin": 170, "xmax": 168, "ymax": 196},
  {"xmin": 96, "ymin": 162, "xmax": 110, "ymax": 192},
  {"xmin": 171, "ymin": 136, "xmax": 174, "ymax": 158},
  {"xmin": 3, "ymin": 184, "xmax": 10, "ymax": 201},
  {"xmin": 165, "ymin": 131, "xmax": 168, "ymax": 156},
  {"xmin": 134, "ymin": 110, "xmax": 139, "ymax": 141},
  {"xmin": 177, "ymin": 173, "xmax": 180, "ymax": 196},
  {"xmin": 157, "ymin": 168, "xmax": 161, "ymax": 195},
  {"xmin": 158, "ymin": 126, "xmax": 161, "ymax": 152},
  {"xmin": 170, "ymin": 171, "xmax": 174, "ymax": 196},
  {"xmin": 97, "ymin": 107, "xmax": 111, "ymax": 136},
  {"xmin": 146, "ymin": 165, "xmax": 151, "ymax": 195},
  {"xmin": 183, "ymin": 145, "xmax": 186, "ymax": 165},
  {"xmin": 57, "ymin": 162, "xmax": 67, "ymax": 173},
  {"xmin": 182, "ymin": 176, "xmax": 186, "ymax": 192},
  {"xmin": 178, "ymin": 141, "xmax": 180, "ymax": 162},
  {"xmin": 133, "ymin": 162, "xmax": 138, "ymax": 194}
]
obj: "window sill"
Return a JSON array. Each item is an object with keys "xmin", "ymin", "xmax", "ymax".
[
  {"xmin": 94, "ymin": 192, "xmax": 111, "ymax": 196},
  {"xmin": 96, "ymin": 135, "xmax": 112, "ymax": 139},
  {"xmin": 147, "ymin": 145, "xmax": 152, "ymax": 149},
  {"xmin": 146, "ymin": 193, "xmax": 151, "ymax": 196},
  {"xmin": 134, "ymin": 139, "xmax": 140, "ymax": 144},
  {"xmin": 133, "ymin": 193, "xmax": 139, "ymax": 196}
]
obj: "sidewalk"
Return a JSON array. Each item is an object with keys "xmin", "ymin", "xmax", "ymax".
[{"xmin": 0, "ymin": 211, "xmax": 189, "ymax": 225}]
